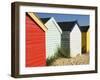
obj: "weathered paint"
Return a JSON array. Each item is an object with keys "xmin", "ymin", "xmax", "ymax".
[
  {"xmin": 26, "ymin": 14, "xmax": 46, "ymax": 67},
  {"xmin": 45, "ymin": 17, "xmax": 62, "ymax": 58},
  {"xmin": 70, "ymin": 24, "xmax": 81, "ymax": 57}
]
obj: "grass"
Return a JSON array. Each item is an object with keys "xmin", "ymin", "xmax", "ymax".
[
  {"xmin": 56, "ymin": 47, "xmax": 70, "ymax": 58},
  {"xmin": 46, "ymin": 47, "xmax": 70, "ymax": 66},
  {"xmin": 46, "ymin": 56, "xmax": 57, "ymax": 66}
]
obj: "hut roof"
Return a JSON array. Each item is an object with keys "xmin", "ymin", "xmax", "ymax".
[
  {"xmin": 40, "ymin": 18, "xmax": 51, "ymax": 24},
  {"xmin": 58, "ymin": 21, "xmax": 79, "ymax": 31},
  {"xmin": 80, "ymin": 26, "xmax": 89, "ymax": 32}
]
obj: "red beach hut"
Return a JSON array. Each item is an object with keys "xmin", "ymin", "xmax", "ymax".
[{"xmin": 26, "ymin": 12, "xmax": 47, "ymax": 67}]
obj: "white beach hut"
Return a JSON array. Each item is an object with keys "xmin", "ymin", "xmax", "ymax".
[
  {"xmin": 58, "ymin": 21, "xmax": 81, "ymax": 57},
  {"xmin": 41, "ymin": 17, "xmax": 62, "ymax": 58}
]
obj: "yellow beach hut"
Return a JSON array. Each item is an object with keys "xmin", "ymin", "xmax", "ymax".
[{"xmin": 80, "ymin": 26, "xmax": 89, "ymax": 53}]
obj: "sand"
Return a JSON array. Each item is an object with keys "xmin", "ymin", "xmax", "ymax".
[{"xmin": 51, "ymin": 53, "xmax": 89, "ymax": 66}]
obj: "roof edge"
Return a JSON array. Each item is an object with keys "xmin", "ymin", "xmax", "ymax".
[
  {"xmin": 27, "ymin": 12, "xmax": 48, "ymax": 32},
  {"xmin": 50, "ymin": 17, "xmax": 62, "ymax": 33}
]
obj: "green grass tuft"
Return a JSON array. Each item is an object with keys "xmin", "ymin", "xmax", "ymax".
[
  {"xmin": 46, "ymin": 47, "xmax": 70, "ymax": 66},
  {"xmin": 56, "ymin": 47, "xmax": 70, "ymax": 58},
  {"xmin": 46, "ymin": 56, "xmax": 57, "ymax": 66}
]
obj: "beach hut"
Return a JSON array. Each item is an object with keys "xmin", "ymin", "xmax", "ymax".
[
  {"xmin": 41, "ymin": 17, "xmax": 62, "ymax": 58},
  {"xmin": 58, "ymin": 21, "xmax": 81, "ymax": 57},
  {"xmin": 80, "ymin": 26, "xmax": 89, "ymax": 53},
  {"xmin": 26, "ymin": 12, "xmax": 47, "ymax": 67}
]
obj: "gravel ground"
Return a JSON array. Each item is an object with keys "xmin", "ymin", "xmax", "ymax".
[{"xmin": 51, "ymin": 53, "xmax": 89, "ymax": 66}]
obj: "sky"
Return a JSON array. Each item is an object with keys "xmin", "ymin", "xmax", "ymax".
[{"xmin": 36, "ymin": 13, "xmax": 90, "ymax": 26}]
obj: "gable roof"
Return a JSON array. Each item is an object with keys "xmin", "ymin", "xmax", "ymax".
[
  {"xmin": 40, "ymin": 18, "xmax": 51, "ymax": 24},
  {"xmin": 80, "ymin": 26, "xmax": 89, "ymax": 32},
  {"xmin": 58, "ymin": 21, "xmax": 79, "ymax": 31},
  {"xmin": 27, "ymin": 12, "xmax": 48, "ymax": 32},
  {"xmin": 40, "ymin": 17, "xmax": 62, "ymax": 33}
]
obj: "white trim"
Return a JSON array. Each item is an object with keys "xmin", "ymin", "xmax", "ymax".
[
  {"xmin": 50, "ymin": 17, "xmax": 62, "ymax": 33},
  {"xmin": 27, "ymin": 12, "xmax": 48, "ymax": 31}
]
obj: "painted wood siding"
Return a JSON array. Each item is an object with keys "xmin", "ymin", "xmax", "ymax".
[
  {"xmin": 87, "ymin": 31, "xmax": 90, "ymax": 53},
  {"xmin": 70, "ymin": 24, "xmax": 81, "ymax": 57},
  {"xmin": 82, "ymin": 32, "xmax": 87, "ymax": 53},
  {"xmin": 26, "ymin": 15, "xmax": 46, "ymax": 67},
  {"xmin": 81, "ymin": 31, "xmax": 90, "ymax": 53},
  {"xmin": 61, "ymin": 31, "xmax": 70, "ymax": 52},
  {"xmin": 45, "ymin": 18, "xmax": 61, "ymax": 58}
]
